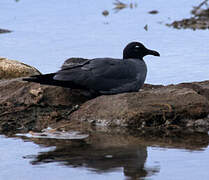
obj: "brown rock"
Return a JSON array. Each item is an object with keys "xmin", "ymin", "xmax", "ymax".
[
  {"xmin": 70, "ymin": 85, "xmax": 209, "ymax": 129},
  {"xmin": 177, "ymin": 80, "xmax": 209, "ymax": 100},
  {"xmin": 167, "ymin": 6, "xmax": 209, "ymax": 30},
  {"xmin": 0, "ymin": 79, "xmax": 89, "ymax": 134},
  {"xmin": 0, "ymin": 78, "xmax": 209, "ymax": 134},
  {"xmin": 0, "ymin": 57, "xmax": 41, "ymax": 79}
]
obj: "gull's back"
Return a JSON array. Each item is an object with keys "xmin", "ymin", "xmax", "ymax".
[{"xmin": 54, "ymin": 58, "xmax": 147, "ymax": 95}]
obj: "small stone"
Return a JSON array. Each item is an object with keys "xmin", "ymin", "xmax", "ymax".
[
  {"xmin": 144, "ymin": 24, "xmax": 148, "ymax": 31},
  {"xmin": 148, "ymin": 10, "xmax": 159, "ymax": 14},
  {"xmin": 29, "ymin": 88, "xmax": 42, "ymax": 97}
]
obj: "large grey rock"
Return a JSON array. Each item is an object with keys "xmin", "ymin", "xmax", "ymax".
[{"xmin": 0, "ymin": 57, "xmax": 41, "ymax": 79}]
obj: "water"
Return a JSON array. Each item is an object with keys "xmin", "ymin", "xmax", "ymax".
[
  {"xmin": 1, "ymin": 0, "xmax": 209, "ymax": 179},
  {"xmin": 0, "ymin": 131, "xmax": 209, "ymax": 180},
  {"xmin": 147, "ymin": 147, "xmax": 209, "ymax": 180}
]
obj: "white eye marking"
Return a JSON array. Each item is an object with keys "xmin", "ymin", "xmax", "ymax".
[{"xmin": 135, "ymin": 45, "xmax": 140, "ymax": 48}]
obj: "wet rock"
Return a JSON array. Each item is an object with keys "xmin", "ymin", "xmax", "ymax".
[
  {"xmin": 0, "ymin": 28, "xmax": 11, "ymax": 33},
  {"xmin": 186, "ymin": 118, "xmax": 209, "ymax": 131},
  {"xmin": 0, "ymin": 79, "xmax": 89, "ymax": 134},
  {"xmin": 148, "ymin": 10, "xmax": 158, "ymax": 14},
  {"xmin": 167, "ymin": 17, "xmax": 209, "ymax": 30},
  {"xmin": 167, "ymin": 2, "xmax": 209, "ymax": 30},
  {"xmin": 176, "ymin": 81, "xmax": 209, "ymax": 100},
  {"xmin": 0, "ymin": 57, "xmax": 41, "ymax": 79},
  {"xmin": 144, "ymin": 24, "xmax": 148, "ymax": 31},
  {"xmin": 70, "ymin": 83, "xmax": 209, "ymax": 130},
  {"xmin": 0, "ymin": 78, "xmax": 209, "ymax": 134}
]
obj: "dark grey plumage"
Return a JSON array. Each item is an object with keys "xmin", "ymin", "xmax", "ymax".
[{"xmin": 23, "ymin": 42, "xmax": 160, "ymax": 95}]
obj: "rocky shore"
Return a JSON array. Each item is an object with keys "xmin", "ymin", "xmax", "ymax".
[
  {"xmin": 0, "ymin": 58, "xmax": 209, "ymax": 135},
  {"xmin": 168, "ymin": 0, "xmax": 209, "ymax": 30}
]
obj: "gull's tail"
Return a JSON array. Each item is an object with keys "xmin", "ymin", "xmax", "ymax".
[
  {"xmin": 23, "ymin": 73, "xmax": 85, "ymax": 89},
  {"xmin": 23, "ymin": 73, "xmax": 67, "ymax": 87}
]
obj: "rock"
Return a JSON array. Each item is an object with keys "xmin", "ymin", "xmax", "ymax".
[
  {"xmin": 0, "ymin": 57, "xmax": 41, "ymax": 79},
  {"xmin": 167, "ymin": 17, "xmax": 209, "ymax": 30},
  {"xmin": 70, "ymin": 83, "xmax": 209, "ymax": 130},
  {"xmin": 0, "ymin": 28, "xmax": 11, "ymax": 33},
  {"xmin": 0, "ymin": 79, "xmax": 89, "ymax": 134},
  {"xmin": 167, "ymin": 5, "xmax": 209, "ymax": 30},
  {"xmin": 0, "ymin": 78, "xmax": 209, "ymax": 134},
  {"xmin": 177, "ymin": 81, "xmax": 209, "ymax": 100},
  {"xmin": 148, "ymin": 10, "xmax": 159, "ymax": 14}
]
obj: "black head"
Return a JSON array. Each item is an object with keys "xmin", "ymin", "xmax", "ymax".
[{"xmin": 123, "ymin": 42, "xmax": 160, "ymax": 60}]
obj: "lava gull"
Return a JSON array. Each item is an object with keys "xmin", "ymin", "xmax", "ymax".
[{"xmin": 23, "ymin": 42, "xmax": 160, "ymax": 95}]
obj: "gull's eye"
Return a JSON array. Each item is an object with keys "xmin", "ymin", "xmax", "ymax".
[{"xmin": 134, "ymin": 45, "xmax": 140, "ymax": 51}]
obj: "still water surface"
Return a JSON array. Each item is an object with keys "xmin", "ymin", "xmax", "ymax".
[
  {"xmin": 0, "ymin": 0, "xmax": 209, "ymax": 179},
  {"xmin": 1, "ymin": 131, "xmax": 209, "ymax": 180}
]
